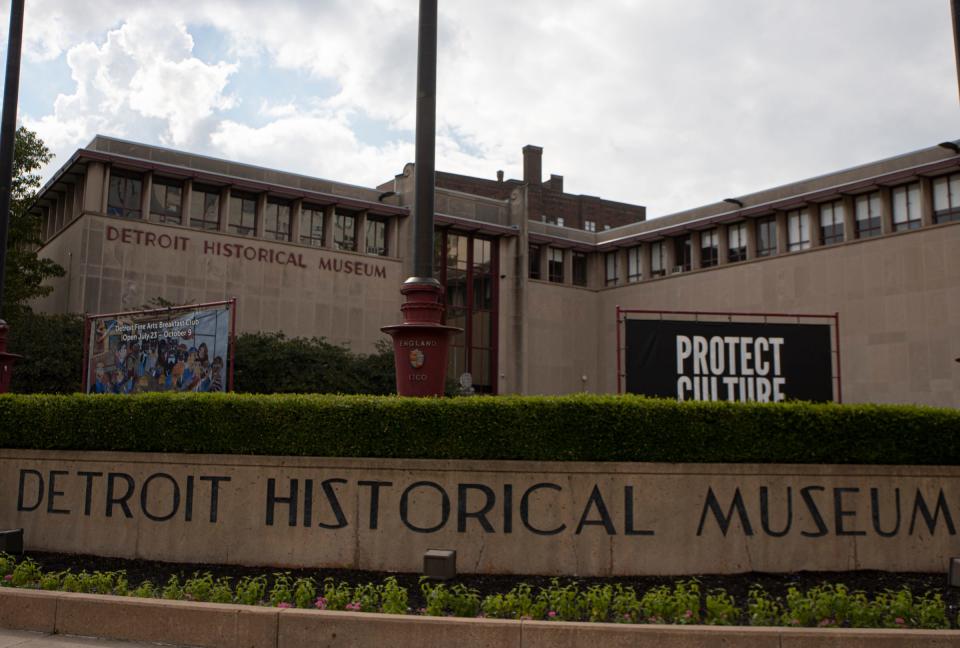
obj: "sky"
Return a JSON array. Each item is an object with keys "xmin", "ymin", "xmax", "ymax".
[{"xmin": 1, "ymin": 0, "xmax": 957, "ymax": 218}]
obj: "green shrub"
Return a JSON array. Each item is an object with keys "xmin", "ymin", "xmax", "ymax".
[{"xmin": 2, "ymin": 393, "xmax": 957, "ymax": 464}]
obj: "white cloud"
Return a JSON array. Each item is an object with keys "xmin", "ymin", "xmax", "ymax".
[
  {"xmin": 11, "ymin": 0, "xmax": 959, "ymax": 216},
  {"xmin": 22, "ymin": 15, "xmax": 237, "ymax": 177},
  {"xmin": 209, "ymin": 112, "xmax": 413, "ymax": 189}
]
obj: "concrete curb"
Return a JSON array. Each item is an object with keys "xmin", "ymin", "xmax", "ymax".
[{"xmin": 2, "ymin": 589, "xmax": 959, "ymax": 648}]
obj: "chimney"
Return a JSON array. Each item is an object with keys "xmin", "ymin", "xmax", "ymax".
[
  {"xmin": 522, "ymin": 145, "xmax": 543, "ymax": 185},
  {"xmin": 548, "ymin": 174, "xmax": 563, "ymax": 193},
  {"xmin": 496, "ymin": 170, "xmax": 504, "ymax": 183}
]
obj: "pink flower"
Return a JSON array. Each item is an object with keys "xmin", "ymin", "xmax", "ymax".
[
  {"xmin": 345, "ymin": 601, "xmax": 362, "ymax": 612},
  {"xmin": 314, "ymin": 597, "xmax": 327, "ymax": 610},
  {"xmin": 684, "ymin": 610, "xmax": 693, "ymax": 618},
  {"xmin": 277, "ymin": 602, "xmax": 292, "ymax": 609},
  {"xmin": 895, "ymin": 617, "xmax": 905, "ymax": 626},
  {"xmin": 818, "ymin": 618, "xmax": 833, "ymax": 627},
  {"xmin": 547, "ymin": 611, "xmax": 557, "ymax": 618},
  {"xmin": 3, "ymin": 575, "xmax": 11, "ymax": 582},
  {"xmin": 623, "ymin": 613, "xmax": 631, "ymax": 620}
]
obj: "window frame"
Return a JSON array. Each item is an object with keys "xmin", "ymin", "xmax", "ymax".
[
  {"xmin": 547, "ymin": 247, "xmax": 564, "ymax": 283},
  {"xmin": 700, "ymin": 228, "xmax": 719, "ymax": 268},
  {"xmin": 755, "ymin": 215, "xmax": 777, "ymax": 257},
  {"xmin": 190, "ymin": 184, "xmax": 221, "ymax": 231},
  {"xmin": 727, "ymin": 222, "xmax": 747, "ymax": 262},
  {"xmin": 892, "ymin": 183, "xmax": 922, "ymax": 232},
  {"xmin": 365, "ymin": 217, "xmax": 388, "ymax": 256},
  {"xmin": 263, "ymin": 199, "xmax": 291, "ymax": 242},
  {"xmin": 819, "ymin": 200, "xmax": 845, "ymax": 246},
  {"xmin": 604, "ymin": 251, "xmax": 619, "ymax": 286},
  {"xmin": 149, "ymin": 177, "xmax": 182, "ymax": 225},
  {"xmin": 572, "ymin": 251, "xmax": 588, "ymax": 286},
  {"xmin": 107, "ymin": 170, "xmax": 143, "ymax": 220},
  {"xmin": 854, "ymin": 192, "xmax": 882, "ymax": 239},
  {"xmin": 333, "ymin": 209, "xmax": 358, "ymax": 251},
  {"xmin": 787, "ymin": 208, "xmax": 810, "ymax": 251},
  {"xmin": 627, "ymin": 246, "xmax": 642, "ymax": 282},
  {"xmin": 228, "ymin": 191, "xmax": 258, "ymax": 237}
]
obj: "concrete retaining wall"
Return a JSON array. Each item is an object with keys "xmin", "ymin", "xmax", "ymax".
[
  {"xmin": 3, "ymin": 589, "xmax": 959, "ymax": 648},
  {"xmin": 6, "ymin": 449, "xmax": 960, "ymax": 575}
]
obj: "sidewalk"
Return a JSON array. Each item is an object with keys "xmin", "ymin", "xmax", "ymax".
[{"xmin": 0, "ymin": 629, "xmax": 187, "ymax": 648}]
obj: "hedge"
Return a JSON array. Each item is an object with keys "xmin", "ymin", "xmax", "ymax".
[{"xmin": 1, "ymin": 393, "xmax": 958, "ymax": 464}]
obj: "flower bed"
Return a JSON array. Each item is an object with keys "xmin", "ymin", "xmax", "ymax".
[{"xmin": 2, "ymin": 553, "xmax": 954, "ymax": 629}]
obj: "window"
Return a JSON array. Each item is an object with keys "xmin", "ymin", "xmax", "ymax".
[
  {"xmin": 674, "ymin": 234, "xmax": 691, "ymax": 272},
  {"xmin": 584, "ymin": 220, "xmax": 596, "ymax": 232},
  {"xmin": 650, "ymin": 241, "xmax": 665, "ymax": 277},
  {"xmin": 264, "ymin": 200, "xmax": 291, "ymax": 241},
  {"xmin": 892, "ymin": 183, "xmax": 921, "ymax": 231},
  {"xmin": 190, "ymin": 185, "xmax": 221, "ymax": 231},
  {"xmin": 932, "ymin": 173, "xmax": 960, "ymax": 223},
  {"xmin": 229, "ymin": 192, "xmax": 257, "ymax": 236},
  {"xmin": 572, "ymin": 252, "xmax": 587, "ymax": 286},
  {"xmin": 149, "ymin": 178, "xmax": 181, "ymax": 224},
  {"xmin": 528, "ymin": 244, "xmax": 542, "ymax": 279},
  {"xmin": 756, "ymin": 216, "xmax": 777, "ymax": 257},
  {"xmin": 107, "ymin": 171, "xmax": 142, "ymax": 219},
  {"xmin": 854, "ymin": 192, "xmax": 882, "ymax": 239},
  {"xmin": 435, "ymin": 229, "xmax": 498, "ymax": 393},
  {"xmin": 787, "ymin": 208, "xmax": 810, "ymax": 251},
  {"xmin": 547, "ymin": 248, "xmax": 564, "ymax": 282},
  {"xmin": 728, "ymin": 223, "xmax": 747, "ymax": 262},
  {"xmin": 333, "ymin": 210, "xmax": 357, "ymax": 251},
  {"xmin": 604, "ymin": 251, "xmax": 619, "ymax": 286},
  {"xmin": 365, "ymin": 218, "xmax": 388, "ymax": 256},
  {"xmin": 820, "ymin": 200, "xmax": 845, "ymax": 245},
  {"xmin": 299, "ymin": 206, "xmax": 325, "ymax": 247},
  {"xmin": 700, "ymin": 228, "xmax": 718, "ymax": 267},
  {"xmin": 627, "ymin": 246, "xmax": 642, "ymax": 282}
]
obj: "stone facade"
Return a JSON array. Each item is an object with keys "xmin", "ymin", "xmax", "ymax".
[{"xmin": 29, "ymin": 135, "xmax": 960, "ymax": 405}]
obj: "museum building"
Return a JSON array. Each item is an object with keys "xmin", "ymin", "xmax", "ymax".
[{"xmin": 28, "ymin": 136, "xmax": 960, "ymax": 406}]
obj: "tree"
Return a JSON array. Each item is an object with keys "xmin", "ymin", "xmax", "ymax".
[{"xmin": 3, "ymin": 126, "xmax": 63, "ymax": 316}]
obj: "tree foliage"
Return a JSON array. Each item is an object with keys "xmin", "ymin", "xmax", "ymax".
[{"xmin": 3, "ymin": 126, "xmax": 63, "ymax": 316}]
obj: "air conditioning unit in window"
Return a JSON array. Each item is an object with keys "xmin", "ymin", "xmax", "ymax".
[{"xmin": 673, "ymin": 265, "xmax": 685, "ymax": 273}]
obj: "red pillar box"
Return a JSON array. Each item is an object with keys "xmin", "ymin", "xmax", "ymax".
[
  {"xmin": 381, "ymin": 279, "xmax": 460, "ymax": 397},
  {"xmin": 0, "ymin": 320, "xmax": 22, "ymax": 394}
]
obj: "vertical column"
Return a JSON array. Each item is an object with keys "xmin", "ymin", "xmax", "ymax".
[
  {"xmin": 100, "ymin": 163, "xmax": 110, "ymax": 214},
  {"xmin": 563, "ymin": 249, "xmax": 572, "ymax": 284},
  {"xmin": 290, "ymin": 199, "xmax": 303, "ymax": 245},
  {"xmin": 664, "ymin": 238, "xmax": 677, "ymax": 275},
  {"xmin": 879, "ymin": 187, "xmax": 894, "ymax": 235},
  {"xmin": 141, "ymin": 171, "xmax": 153, "ymax": 221},
  {"xmin": 83, "ymin": 162, "xmax": 105, "ymax": 214},
  {"xmin": 182, "ymin": 179, "xmax": 193, "ymax": 227},
  {"xmin": 386, "ymin": 215, "xmax": 399, "ymax": 257},
  {"xmin": 919, "ymin": 177, "xmax": 935, "ymax": 227},
  {"xmin": 717, "ymin": 225, "xmax": 729, "ymax": 265},
  {"xmin": 356, "ymin": 209, "xmax": 368, "ymax": 254},
  {"xmin": 255, "ymin": 192, "xmax": 267, "ymax": 238},
  {"xmin": 809, "ymin": 203, "xmax": 823, "ymax": 248},
  {"xmin": 842, "ymin": 195, "xmax": 856, "ymax": 241},
  {"xmin": 640, "ymin": 242, "xmax": 652, "ymax": 279},
  {"xmin": 775, "ymin": 211, "xmax": 788, "ymax": 254},
  {"xmin": 537, "ymin": 244, "xmax": 548, "ymax": 280},
  {"xmin": 745, "ymin": 220, "xmax": 757, "ymax": 260},
  {"xmin": 218, "ymin": 187, "xmax": 230, "ymax": 233},
  {"xmin": 689, "ymin": 231, "xmax": 701, "ymax": 270},
  {"xmin": 323, "ymin": 205, "xmax": 335, "ymax": 249}
]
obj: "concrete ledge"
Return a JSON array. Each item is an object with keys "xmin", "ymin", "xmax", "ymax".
[
  {"xmin": 53, "ymin": 593, "xmax": 240, "ymax": 648},
  {"xmin": 3, "ymin": 589, "xmax": 960, "ymax": 648},
  {"xmin": 0, "ymin": 589, "xmax": 56, "ymax": 632},
  {"xmin": 279, "ymin": 609, "xmax": 521, "ymax": 648}
]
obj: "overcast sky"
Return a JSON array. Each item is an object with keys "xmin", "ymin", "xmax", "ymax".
[{"xmin": 2, "ymin": 0, "xmax": 957, "ymax": 217}]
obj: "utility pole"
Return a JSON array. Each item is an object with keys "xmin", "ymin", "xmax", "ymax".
[{"xmin": 0, "ymin": 0, "xmax": 25, "ymax": 393}]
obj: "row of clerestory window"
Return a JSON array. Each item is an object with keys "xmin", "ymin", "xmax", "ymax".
[{"xmin": 105, "ymin": 170, "xmax": 390, "ymax": 256}]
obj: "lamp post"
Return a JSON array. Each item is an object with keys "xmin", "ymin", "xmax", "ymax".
[
  {"xmin": 381, "ymin": 0, "xmax": 458, "ymax": 396},
  {"xmin": 0, "ymin": 0, "xmax": 25, "ymax": 393}
]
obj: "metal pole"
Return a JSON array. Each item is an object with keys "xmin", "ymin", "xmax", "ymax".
[
  {"xmin": 953, "ymin": 0, "xmax": 960, "ymax": 103},
  {"xmin": 412, "ymin": 0, "xmax": 438, "ymax": 281},
  {"xmin": 0, "ymin": 0, "xmax": 24, "ymax": 319}
]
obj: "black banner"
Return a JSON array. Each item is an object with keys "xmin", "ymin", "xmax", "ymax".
[{"xmin": 625, "ymin": 319, "xmax": 833, "ymax": 402}]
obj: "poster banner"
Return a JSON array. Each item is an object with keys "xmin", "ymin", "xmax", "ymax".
[
  {"xmin": 84, "ymin": 302, "xmax": 234, "ymax": 394},
  {"xmin": 625, "ymin": 319, "xmax": 833, "ymax": 402}
]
